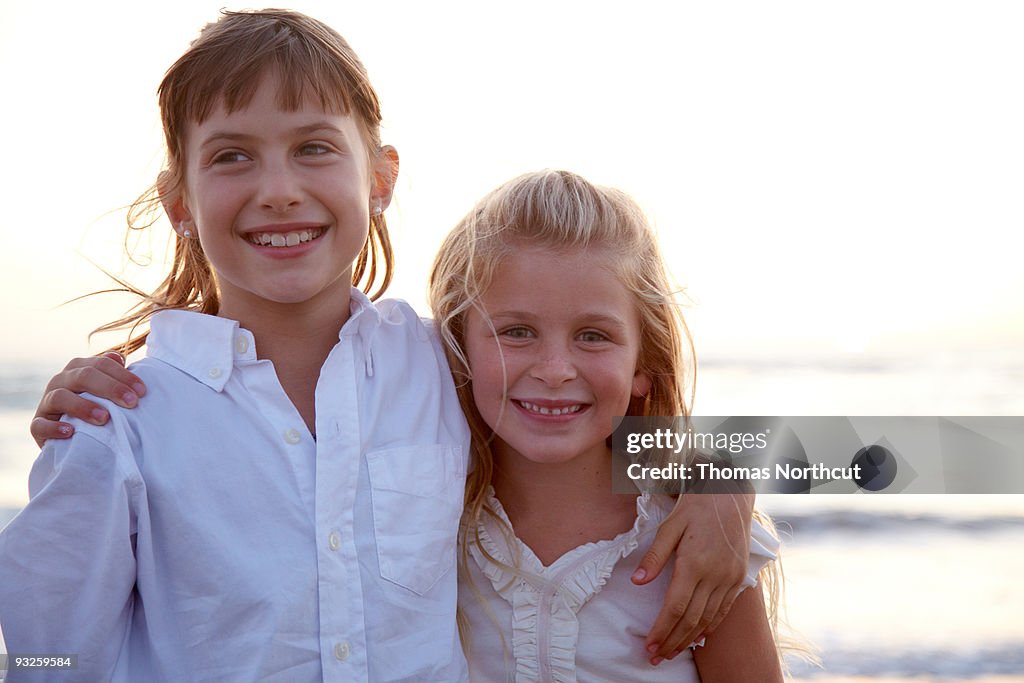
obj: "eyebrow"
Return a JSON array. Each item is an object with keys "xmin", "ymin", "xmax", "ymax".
[
  {"xmin": 489, "ymin": 311, "xmax": 630, "ymax": 329},
  {"xmin": 198, "ymin": 122, "xmax": 346, "ymax": 149}
]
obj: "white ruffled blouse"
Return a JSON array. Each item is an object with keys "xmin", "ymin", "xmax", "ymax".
[{"xmin": 460, "ymin": 490, "xmax": 779, "ymax": 682}]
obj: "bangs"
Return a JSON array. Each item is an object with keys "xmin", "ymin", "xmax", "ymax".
[
  {"xmin": 479, "ymin": 170, "xmax": 640, "ymax": 251},
  {"xmin": 159, "ymin": 10, "xmax": 382, "ymax": 155},
  {"xmin": 177, "ymin": 34, "xmax": 354, "ymax": 123}
]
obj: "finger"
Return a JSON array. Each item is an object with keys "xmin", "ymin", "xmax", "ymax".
[
  {"xmin": 633, "ymin": 514, "xmax": 689, "ymax": 585},
  {"xmin": 45, "ymin": 355, "xmax": 146, "ymax": 399},
  {"xmin": 100, "ymin": 350, "xmax": 126, "ymax": 366},
  {"xmin": 654, "ymin": 582, "xmax": 713, "ymax": 661},
  {"xmin": 89, "ymin": 355, "xmax": 146, "ymax": 397},
  {"xmin": 704, "ymin": 584, "xmax": 744, "ymax": 635},
  {"xmin": 30, "ymin": 416, "xmax": 75, "ymax": 448},
  {"xmin": 61, "ymin": 365, "xmax": 144, "ymax": 408},
  {"xmin": 50, "ymin": 354, "xmax": 115, "ymax": 383},
  {"xmin": 36, "ymin": 388, "xmax": 111, "ymax": 426},
  {"xmin": 644, "ymin": 569, "xmax": 699, "ymax": 657},
  {"xmin": 686, "ymin": 583, "xmax": 728, "ymax": 643}
]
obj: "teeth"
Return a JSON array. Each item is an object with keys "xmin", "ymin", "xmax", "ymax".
[
  {"xmin": 249, "ymin": 228, "xmax": 323, "ymax": 247},
  {"xmin": 518, "ymin": 401, "xmax": 582, "ymax": 416}
]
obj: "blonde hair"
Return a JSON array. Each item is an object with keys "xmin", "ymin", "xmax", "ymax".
[
  {"xmin": 430, "ymin": 169, "xmax": 694, "ymax": 527},
  {"xmin": 96, "ymin": 9, "xmax": 393, "ymax": 355}
]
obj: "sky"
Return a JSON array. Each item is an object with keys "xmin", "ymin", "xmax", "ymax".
[{"xmin": 1, "ymin": 0, "xmax": 1022, "ymax": 367}]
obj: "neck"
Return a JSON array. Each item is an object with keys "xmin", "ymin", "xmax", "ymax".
[
  {"xmin": 492, "ymin": 443, "xmax": 629, "ymax": 523},
  {"xmin": 218, "ymin": 286, "xmax": 353, "ymax": 433},
  {"xmin": 491, "ymin": 443, "xmax": 639, "ymax": 566}
]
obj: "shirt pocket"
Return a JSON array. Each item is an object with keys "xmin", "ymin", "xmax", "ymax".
[{"xmin": 366, "ymin": 445, "xmax": 466, "ymax": 596}]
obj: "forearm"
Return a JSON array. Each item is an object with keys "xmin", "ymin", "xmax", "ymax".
[{"xmin": 692, "ymin": 584, "xmax": 782, "ymax": 683}]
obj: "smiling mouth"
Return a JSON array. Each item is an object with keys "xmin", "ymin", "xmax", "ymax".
[
  {"xmin": 245, "ymin": 227, "xmax": 325, "ymax": 247},
  {"xmin": 515, "ymin": 400, "xmax": 585, "ymax": 416}
]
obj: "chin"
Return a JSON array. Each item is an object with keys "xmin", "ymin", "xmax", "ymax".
[{"xmin": 513, "ymin": 446, "xmax": 584, "ymax": 466}]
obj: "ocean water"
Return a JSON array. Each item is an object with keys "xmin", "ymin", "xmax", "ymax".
[
  {"xmin": 1, "ymin": 354, "xmax": 1022, "ymax": 680},
  {"xmin": 763, "ymin": 495, "xmax": 1024, "ymax": 680}
]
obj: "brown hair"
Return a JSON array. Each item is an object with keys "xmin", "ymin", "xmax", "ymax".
[{"xmin": 96, "ymin": 9, "xmax": 393, "ymax": 355}]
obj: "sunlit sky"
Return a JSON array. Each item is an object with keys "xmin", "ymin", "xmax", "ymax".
[{"xmin": 1, "ymin": 1, "xmax": 1022, "ymax": 367}]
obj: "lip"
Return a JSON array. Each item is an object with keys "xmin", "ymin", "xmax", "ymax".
[
  {"xmin": 242, "ymin": 222, "xmax": 325, "ymax": 235},
  {"xmin": 241, "ymin": 222, "xmax": 328, "ymax": 259},
  {"xmin": 511, "ymin": 398, "xmax": 591, "ymax": 421}
]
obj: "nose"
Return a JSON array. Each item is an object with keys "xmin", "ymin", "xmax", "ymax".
[
  {"xmin": 256, "ymin": 162, "xmax": 303, "ymax": 213},
  {"xmin": 529, "ymin": 345, "xmax": 577, "ymax": 386}
]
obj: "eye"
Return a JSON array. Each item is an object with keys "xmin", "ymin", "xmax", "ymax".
[
  {"xmin": 211, "ymin": 150, "xmax": 251, "ymax": 165},
  {"xmin": 577, "ymin": 330, "xmax": 610, "ymax": 343},
  {"xmin": 499, "ymin": 326, "xmax": 535, "ymax": 340},
  {"xmin": 298, "ymin": 142, "xmax": 333, "ymax": 156}
]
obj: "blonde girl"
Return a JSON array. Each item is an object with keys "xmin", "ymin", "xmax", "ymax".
[
  {"xmin": 429, "ymin": 170, "xmax": 784, "ymax": 681},
  {"xmin": 21, "ymin": 10, "xmax": 759, "ymax": 679}
]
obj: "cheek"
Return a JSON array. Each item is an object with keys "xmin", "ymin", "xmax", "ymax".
[
  {"xmin": 188, "ymin": 180, "xmax": 236, "ymax": 225},
  {"xmin": 605, "ymin": 356, "xmax": 645, "ymax": 404},
  {"xmin": 469, "ymin": 349, "xmax": 503, "ymax": 401},
  {"xmin": 466, "ymin": 342, "xmax": 508, "ymax": 416}
]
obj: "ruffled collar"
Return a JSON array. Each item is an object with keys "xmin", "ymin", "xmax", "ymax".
[
  {"xmin": 465, "ymin": 487, "xmax": 674, "ymax": 683},
  {"xmin": 472, "ymin": 487, "xmax": 669, "ymax": 590}
]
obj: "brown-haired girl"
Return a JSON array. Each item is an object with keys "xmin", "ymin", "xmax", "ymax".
[{"xmin": 0, "ymin": 10, "xmax": 469, "ymax": 680}]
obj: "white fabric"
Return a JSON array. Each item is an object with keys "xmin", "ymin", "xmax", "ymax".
[
  {"xmin": 460, "ymin": 490, "xmax": 779, "ymax": 683},
  {"xmin": 0, "ymin": 290, "xmax": 470, "ymax": 682},
  {"xmin": 0, "ymin": 622, "xmax": 7, "ymax": 682}
]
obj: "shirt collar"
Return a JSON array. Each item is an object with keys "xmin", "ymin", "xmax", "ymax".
[
  {"xmin": 146, "ymin": 310, "xmax": 250, "ymax": 391},
  {"xmin": 342, "ymin": 288, "xmax": 383, "ymax": 377},
  {"xmin": 145, "ymin": 288, "xmax": 384, "ymax": 389},
  {"xmin": 340, "ymin": 288, "xmax": 381, "ymax": 339}
]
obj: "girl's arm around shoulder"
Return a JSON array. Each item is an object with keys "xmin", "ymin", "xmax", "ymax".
[
  {"xmin": 636, "ymin": 492, "xmax": 755, "ymax": 661},
  {"xmin": 0, "ymin": 425, "xmax": 142, "ymax": 679},
  {"xmin": 693, "ymin": 581, "xmax": 784, "ymax": 683}
]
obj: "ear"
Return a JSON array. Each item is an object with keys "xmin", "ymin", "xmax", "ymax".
[
  {"xmin": 632, "ymin": 371, "xmax": 652, "ymax": 399},
  {"xmin": 158, "ymin": 170, "xmax": 194, "ymax": 237},
  {"xmin": 369, "ymin": 145, "xmax": 399, "ymax": 214}
]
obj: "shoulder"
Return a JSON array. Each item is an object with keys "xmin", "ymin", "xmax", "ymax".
[
  {"xmin": 373, "ymin": 297, "xmax": 436, "ymax": 341},
  {"xmin": 368, "ymin": 298, "xmax": 450, "ymax": 369},
  {"xmin": 748, "ymin": 513, "xmax": 781, "ymax": 577},
  {"xmin": 63, "ymin": 391, "xmax": 136, "ymax": 454},
  {"xmin": 33, "ymin": 394, "xmax": 145, "ymax": 502},
  {"xmin": 59, "ymin": 356, "xmax": 199, "ymax": 464}
]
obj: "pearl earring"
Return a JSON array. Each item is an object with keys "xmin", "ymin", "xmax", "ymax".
[
  {"xmin": 179, "ymin": 222, "xmax": 193, "ymax": 239},
  {"xmin": 372, "ymin": 204, "xmax": 383, "ymax": 216}
]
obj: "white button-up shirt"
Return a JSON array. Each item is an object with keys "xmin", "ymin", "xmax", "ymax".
[{"xmin": 0, "ymin": 290, "xmax": 470, "ymax": 682}]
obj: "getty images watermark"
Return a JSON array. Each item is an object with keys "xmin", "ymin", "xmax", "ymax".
[{"xmin": 611, "ymin": 417, "xmax": 1024, "ymax": 494}]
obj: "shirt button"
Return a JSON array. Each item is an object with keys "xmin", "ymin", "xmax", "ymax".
[
  {"xmin": 283, "ymin": 428, "xmax": 302, "ymax": 445},
  {"xmin": 334, "ymin": 641, "xmax": 350, "ymax": 661},
  {"xmin": 208, "ymin": 368, "xmax": 222, "ymax": 379},
  {"xmin": 328, "ymin": 531, "xmax": 340, "ymax": 551},
  {"xmin": 235, "ymin": 336, "xmax": 249, "ymax": 354}
]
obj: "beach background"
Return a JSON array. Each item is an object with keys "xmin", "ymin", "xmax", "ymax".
[{"xmin": 1, "ymin": 1, "xmax": 1022, "ymax": 680}]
